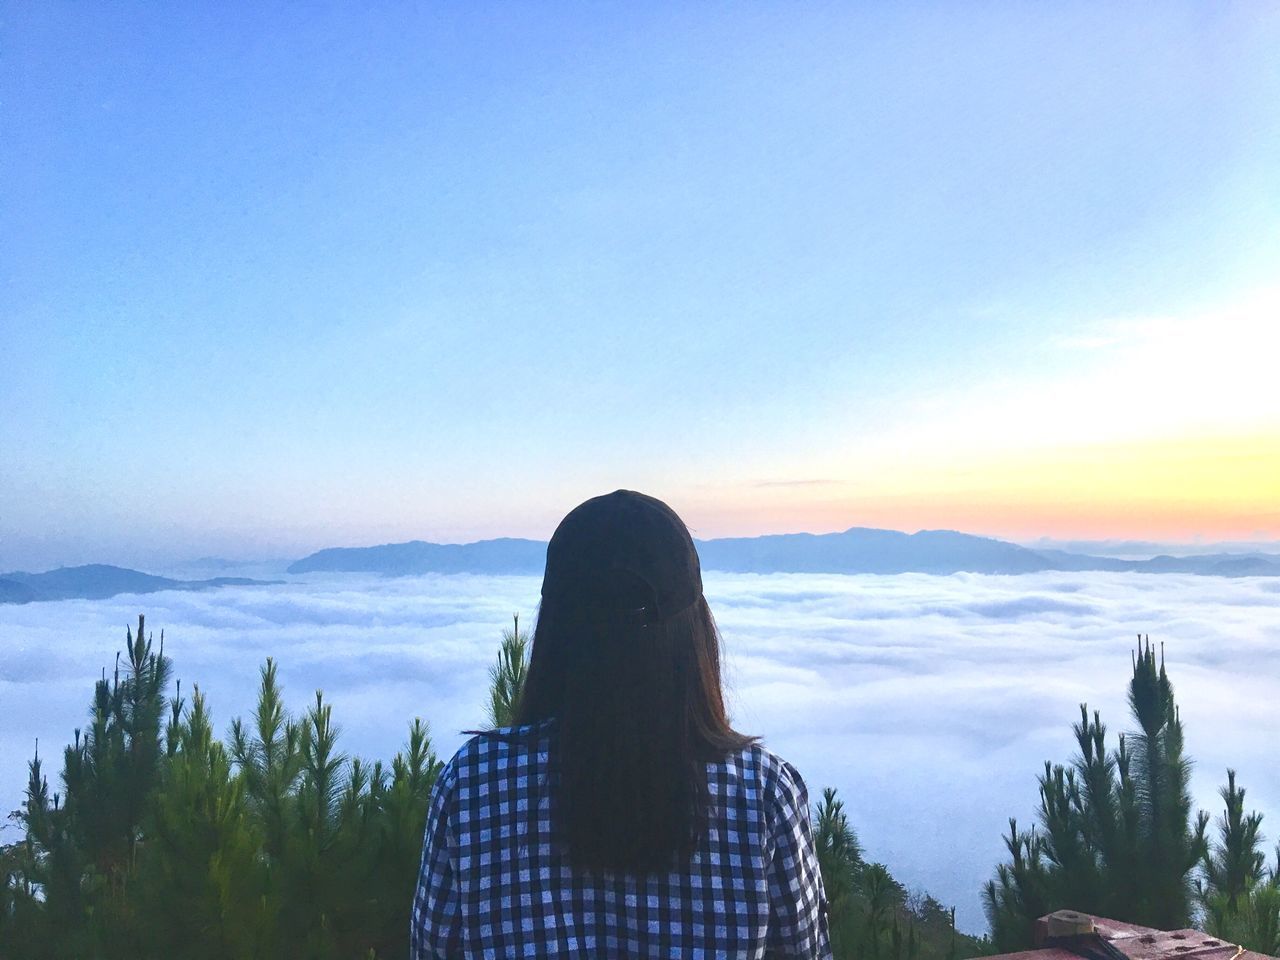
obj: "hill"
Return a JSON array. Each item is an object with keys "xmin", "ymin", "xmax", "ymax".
[
  {"xmin": 20, "ymin": 533, "xmax": 1278, "ymax": 592},
  {"xmin": 286, "ymin": 527, "xmax": 1280, "ymax": 578},
  {"xmin": 695, "ymin": 527, "xmax": 1048, "ymax": 574},
  {"xmin": 287, "ymin": 537, "xmax": 547, "ymax": 575},
  {"xmin": 0, "ymin": 564, "xmax": 282, "ymax": 604}
]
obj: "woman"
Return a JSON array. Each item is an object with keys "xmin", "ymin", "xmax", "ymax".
[{"xmin": 411, "ymin": 490, "xmax": 831, "ymax": 958}]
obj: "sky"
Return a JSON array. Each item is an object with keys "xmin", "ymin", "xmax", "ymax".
[
  {"xmin": 3, "ymin": 3, "xmax": 1280, "ymax": 569},
  {"xmin": 3, "ymin": 569, "xmax": 1278, "ymax": 930}
]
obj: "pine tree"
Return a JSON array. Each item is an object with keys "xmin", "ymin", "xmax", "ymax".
[
  {"xmin": 864, "ymin": 863, "xmax": 906, "ymax": 957},
  {"xmin": 1246, "ymin": 884, "xmax": 1280, "ymax": 957},
  {"xmin": 1203, "ymin": 770, "xmax": 1265, "ymax": 914},
  {"xmin": 14, "ymin": 614, "xmax": 172, "ymax": 958},
  {"xmin": 983, "ymin": 818, "xmax": 1051, "ymax": 951},
  {"xmin": 224, "ymin": 660, "xmax": 443, "ymax": 959},
  {"xmin": 229, "ymin": 657, "xmax": 305, "ymax": 867},
  {"xmin": 1, "ymin": 774, "xmax": 44, "ymax": 957},
  {"xmin": 366, "ymin": 717, "xmax": 444, "ymax": 956},
  {"xmin": 136, "ymin": 684, "xmax": 271, "ymax": 959},
  {"xmin": 984, "ymin": 638, "xmax": 1210, "ymax": 949},
  {"xmin": 486, "ymin": 613, "xmax": 530, "ymax": 728},
  {"xmin": 3, "ymin": 617, "xmax": 447, "ymax": 959},
  {"xmin": 1200, "ymin": 769, "xmax": 1276, "ymax": 954},
  {"xmin": 1127, "ymin": 639, "xmax": 1209, "ymax": 928},
  {"xmin": 815, "ymin": 786, "xmax": 864, "ymax": 956}
]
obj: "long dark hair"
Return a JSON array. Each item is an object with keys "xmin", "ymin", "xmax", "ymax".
[{"xmin": 513, "ymin": 573, "xmax": 756, "ymax": 874}]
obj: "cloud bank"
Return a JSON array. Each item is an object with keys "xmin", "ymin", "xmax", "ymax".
[{"xmin": 2, "ymin": 570, "xmax": 1277, "ymax": 933}]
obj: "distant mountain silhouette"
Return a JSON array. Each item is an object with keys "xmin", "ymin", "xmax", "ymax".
[
  {"xmin": 286, "ymin": 528, "xmax": 1280, "ymax": 578},
  {"xmin": 694, "ymin": 528, "xmax": 1048, "ymax": 574},
  {"xmin": 0, "ymin": 564, "xmax": 282, "ymax": 604},
  {"xmin": 288, "ymin": 538, "xmax": 547, "ymax": 575},
  {"xmin": 0, "ymin": 578, "xmax": 38, "ymax": 604},
  {"xmin": 13, "ymin": 534, "xmax": 1275, "ymax": 599},
  {"xmin": 1028, "ymin": 537, "xmax": 1280, "ymax": 559},
  {"xmin": 1035, "ymin": 549, "xmax": 1280, "ymax": 577},
  {"xmin": 1202, "ymin": 555, "xmax": 1280, "ymax": 577}
]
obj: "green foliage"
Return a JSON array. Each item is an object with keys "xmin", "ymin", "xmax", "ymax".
[
  {"xmin": 139, "ymin": 682, "xmax": 270, "ymax": 958},
  {"xmin": 1199, "ymin": 769, "xmax": 1279, "ymax": 955},
  {"xmin": 486, "ymin": 613, "xmax": 530, "ymax": 728},
  {"xmin": 1202, "ymin": 769, "xmax": 1265, "ymax": 913},
  {"xmin": 816, "ymin": 786, "xmax": 865, "ymax": 955},
  {"xmin": 1, "ymin": 610, "xmax": 1066, "ymax": 960},
  {"xmin": 814, "ymin": 786, "xmax": 989, "ymax": 960},
  {"xmin": 7, "ymin": 614, "xmax": 173, "ymax": 957},
  {"xmin": 1243, "ymin": 883, "xmax": 1280, "ymax": 957},
  {"xmin": 982, "ymin": 637, "xmax": 1279, "ymax": 952},
  {"xmin": 2, "ymin": 615, "xmax": 442, "ymax": 959}
]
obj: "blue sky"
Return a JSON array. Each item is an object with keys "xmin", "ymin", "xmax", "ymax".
[{"xmin": 3, "ymin": 3, "xmax": 1279, "ymax": 568}]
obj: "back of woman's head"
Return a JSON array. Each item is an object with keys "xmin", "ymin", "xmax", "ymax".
[{"xmin": 514, "ymin": 490, "xmax": 755, "ymax": 874}]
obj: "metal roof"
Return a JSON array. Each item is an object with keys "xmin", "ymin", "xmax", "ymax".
[{"xmin": 978, "ymin": 910, "xmax": 1275, "ymax": 960}]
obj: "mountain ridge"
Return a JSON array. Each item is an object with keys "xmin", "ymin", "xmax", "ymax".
[
  {"xmin": 285, "ymin": 527, "xmax": 1280, "ymax": 579},
  {"xmin": 0, "ymin": 564, "xmax": 283, "ymax": 605},
  {"xmin": 9, "ymin": 528, "xmax": 1277, "ymax": 605}
]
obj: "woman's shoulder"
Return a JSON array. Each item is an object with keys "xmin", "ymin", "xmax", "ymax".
[
  {"xmin": 722, "ymin": 744, "xmax": 816, "ymax": 849},
  {"xmin": 439, "ymin": 719, "xmax": 556, "ymax": 782},
  {"xmin": 715, "ymin": 741, "xmax": 812, "ymax": 808}
]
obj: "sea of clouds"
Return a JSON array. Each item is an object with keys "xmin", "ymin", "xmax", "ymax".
[{"xmin": 2, "ymin": 570, "xmax": 1278, "ymax": 932}]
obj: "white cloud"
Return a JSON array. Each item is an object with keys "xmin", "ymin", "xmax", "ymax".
[{"xmin": 2, "ymin": 570, "xmax": 1278, "ymax": 933}]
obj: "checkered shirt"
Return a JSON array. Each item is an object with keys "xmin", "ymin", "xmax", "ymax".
[{"xmin": 410, "ymin": 718, "xmax": 832, "ymax": 959}]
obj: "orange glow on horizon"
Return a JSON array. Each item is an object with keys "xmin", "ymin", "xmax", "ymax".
[{"xmin": 682, "ymin": 432, "xmax": 1280, "ymax": 543}]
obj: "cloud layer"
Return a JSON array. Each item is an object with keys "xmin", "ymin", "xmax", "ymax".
[{"xmin": 2, "ymin": 570, "xmax": 1277, "ymax": 932}]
